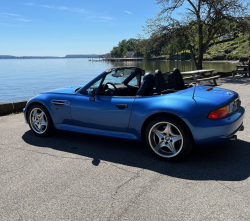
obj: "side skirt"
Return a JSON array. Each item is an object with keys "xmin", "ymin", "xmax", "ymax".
[{"xmin": 54, "ymin": 124, "xmax": 140, "ymax": 141}]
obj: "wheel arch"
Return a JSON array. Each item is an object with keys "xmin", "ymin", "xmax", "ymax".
[
  {"xmin": 25, "ymin": 102, "xmax": 52, "ymax": 123},
  {"xmin": 141, "ymin": 112, "xmax": 194, "ymax": 142}
]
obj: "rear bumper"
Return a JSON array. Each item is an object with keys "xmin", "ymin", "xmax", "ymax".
[{"xmin": 182, "ymin": 106, "xmax": 245, "ymax": 146}]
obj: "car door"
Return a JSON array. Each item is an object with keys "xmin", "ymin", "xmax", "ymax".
[{"xmin": 71, "ymin": 94, "xmax": 135, "ymax": 132}]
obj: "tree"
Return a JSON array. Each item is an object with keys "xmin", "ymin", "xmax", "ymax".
[
  {"xmin": 144, "ymin": 0, "xmax": 250, "ymax": 69},
  {"xmin": 110, "ymin": 38, "xmax": 145, "ymax": 58}
]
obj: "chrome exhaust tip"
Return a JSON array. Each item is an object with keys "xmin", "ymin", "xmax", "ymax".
[
  {"xmin": 239, "ymin": 125, "xmax": 244, "ymax": 131},
  {"xmin": 230, "ymin": 135, "xmax": 237, "ymax": 141}
]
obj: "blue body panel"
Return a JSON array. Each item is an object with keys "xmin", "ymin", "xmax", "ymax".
[
  {"xmin": 71, "ymin": 94, "xmax": 135, "ymax": 132},
  {"xmin": 45, "ymin": 85, "xmax": 82, "ymax": 95},
  {"xmin": 54, "ymin": 124, "xmax": 139, "ymax": 140},
  {"xmin": 23, "ymin": 70, "xmax": 245, "ymax": 146},
  {"xmin": 24, "ymin": 92, "xmax": 77, "ymax": 125},
  {"xmin": 182, "ymin": 106, "xmax": 245, "ymax": 146}
]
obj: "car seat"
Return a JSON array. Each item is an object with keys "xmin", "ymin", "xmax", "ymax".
[
  {"xmin": 155, "ymin": 69, "xmax": 168, "ymax": 92},
  {"xmin": 167, "ymin": 68, "xmax": 185, "ymax": 90},
  {"xmin": 136, "ymin": 72, "xmax": 155, "ymax": 96}
]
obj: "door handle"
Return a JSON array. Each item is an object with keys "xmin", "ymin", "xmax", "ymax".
[{"xmin": 116, "ymin": 104, "xmax": 128, "ymax": 109}]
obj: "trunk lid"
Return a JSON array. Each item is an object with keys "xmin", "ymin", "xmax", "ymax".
[{"xmin": 193, "ymin": 85, "xmax": 238, "ymax": 104}]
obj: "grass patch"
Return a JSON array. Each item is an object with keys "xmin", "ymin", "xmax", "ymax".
[{"xmin": 206, "ymin": 36, "xmax": 250, "ymax": 60}]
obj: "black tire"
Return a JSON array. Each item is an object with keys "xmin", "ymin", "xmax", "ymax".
[
  {"xmin": 27, "ymin": 104, "xmax": 54, "ymax": 137},
  {"xmin": 145, "ymin": 116, "xmax": 194, "ymax": 161}
]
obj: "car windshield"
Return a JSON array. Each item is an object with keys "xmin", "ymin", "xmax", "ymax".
[
  {"xmin": 103, "ymin": 69, "xmax": 135, "ymax": 84},
  {"xmin": 80, "ymin": 68, "xmax": 141, "ymax": 95}
]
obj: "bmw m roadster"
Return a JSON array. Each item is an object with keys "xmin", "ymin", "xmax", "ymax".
[{"xmin": 23, "ymin": 67, "xmax": 245, "ymax": 160}]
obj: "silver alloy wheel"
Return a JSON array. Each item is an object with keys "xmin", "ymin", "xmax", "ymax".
[
  {"xmin": 29, "ymin": 108, "xmax": 48, "ymax": 134},
  {"xmin": 148, "ymin": 121, "xmax": 183, "ymax": 158}
]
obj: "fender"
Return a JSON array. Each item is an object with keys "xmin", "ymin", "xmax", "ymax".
[
  {"xmin": 128, "ymin": 91, "xmax": 221, "ymax": 135},
  {"xmin": 25, "ymin": 93, "xmax": 76, "ymax": 125}
]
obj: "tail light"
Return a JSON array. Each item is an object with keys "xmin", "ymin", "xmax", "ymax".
[
  {"xmin": 208, "ymin": 105, "xmax": 230, "ymax": 119},
  {"xmin": 235, "ymin": 99, "xmax": 241, "ymax": 107}
]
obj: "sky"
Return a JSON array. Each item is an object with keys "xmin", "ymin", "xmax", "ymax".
[
  {"xmin": 0, "ymin": 0, "xmax": 184, "ymax": 56},
  {"xmin": 0, "ymin": 0, "xmax": 160, "ymax": 56}
]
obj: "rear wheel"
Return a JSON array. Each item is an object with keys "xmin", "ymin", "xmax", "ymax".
[
  {"xmin": 28, "ymin": 104, "xmax": 54, "ymax": 136},
  {"xmin": 145, "ymin": 116, "xmax": 194, "ymax": 160}
]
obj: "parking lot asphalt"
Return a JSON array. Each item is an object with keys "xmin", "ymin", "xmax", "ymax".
[{"xmin": 1, "ymin": 75, "xmax": 250, "ymax": 221}]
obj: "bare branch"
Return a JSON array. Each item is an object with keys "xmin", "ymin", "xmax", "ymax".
[{"xmin": 143, "ymin": 0, "xmax": 250, "ymax": 69}]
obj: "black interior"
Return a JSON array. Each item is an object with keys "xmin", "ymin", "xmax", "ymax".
[
  {"xmin": 96, "ymin": 68, "xmax": 189, "ymax": 97},
  {"xmin": 98, "ymin": 83, "xmax": 140, "ymax": 96},
  {"xmin": 136, "ymin": 72, "xmax": 155, "ymax": 96},
  {"xmin": 155, "ymin": 70, "xmax": 168, "ymax": 92},
  {"xmin": 167, "ymin": 68, "xmax": 185, "ymax": 90}
]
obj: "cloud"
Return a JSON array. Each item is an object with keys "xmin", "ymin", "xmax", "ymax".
[
  {"xmin": 39, "ymin": 5, "xmax": 87, "ymax": 13},
  {"xmin": 16, "ymin": 18, "xmax": 32, "ymax": 22},
  {"xmin": 31, "ymin": 4, "xmax": 114, "ymax": 22},
  {"xmin": 58, "ymin": 6, "xmax": 69, "ymax": 10},
  {"xmin": 40, "ymin": 5, "xmax": 55, "ymax": 9},
  {"xmin": 125, "ymin": 11, "xmax": 132, "ymax": 14},
  {"xmin": 0, "ymin": 13, "xmax": 20, "ymax": 17},
  {"xmin": 0, "ymin": 12, "xmax": 39, "ymax": 23},
  {"xmin": 100, "ymin": 16, "xmax": 113, "ymax": 20}
]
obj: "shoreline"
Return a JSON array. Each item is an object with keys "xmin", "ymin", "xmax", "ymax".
[
  {"xmin": 165, "ymin": 60, "xmax": 239, "ymax": 64},
  {"xmin": 202, "ymin": 60, "xmax": 239, "ymax": 64},
  {"xmin": 103, "ymin": 58, "xmax": 241, "ymax": 63},
  {"xmin": 0, "ymin": 57, "xmax": 240, "ymax": 64}
]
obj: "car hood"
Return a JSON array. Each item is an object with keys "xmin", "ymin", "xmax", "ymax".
[
  {"xmin": 179, "ymin": 85, "xmax": 238, "ymax": 103},
  {"xmin": 43, "ymin": 85, "xmax": 83, "ymax": 95}
]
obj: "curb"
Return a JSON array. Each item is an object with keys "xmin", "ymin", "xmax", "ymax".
[
  {"xmin": 0, "ymin": 101, "xmax": 27, "ymax": 116},
  {"xmin": 13, "ymin": 101, "xmax": 27, "ymax": 113},
  {"xmin": 0, "ymin": 103, "xmax": 14, "ymax": 116}
]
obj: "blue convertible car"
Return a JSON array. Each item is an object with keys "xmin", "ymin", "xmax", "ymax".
[{"xmin": 24, "ymin": 67, "xmax": 245, "ymax": 160}]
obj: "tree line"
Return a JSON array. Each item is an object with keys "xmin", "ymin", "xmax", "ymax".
[{"xmin": 111, "ymin": 0, "xmax": 250, "ymax": 70}]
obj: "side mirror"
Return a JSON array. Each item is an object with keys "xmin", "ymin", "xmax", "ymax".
[{"xmin": 88, "ymin": 89, "xmax": 95, "ymax": 101}]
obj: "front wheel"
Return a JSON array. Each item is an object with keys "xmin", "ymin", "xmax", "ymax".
[
  {"xmin": 145, "ymin": 116, "xmax": 194, "ymax": 160},
  {"xmin": 28, "ymin": 104, "xmax": 54, "ymax": 136}
]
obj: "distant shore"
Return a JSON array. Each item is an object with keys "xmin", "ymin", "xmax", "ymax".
[
  {"xmin": 0, "ymin": 56, "xmax": 240, "ymax": 64},
  {"xmin": 0, "ymin": 54, "xmax": 106, "ymax": 59}
]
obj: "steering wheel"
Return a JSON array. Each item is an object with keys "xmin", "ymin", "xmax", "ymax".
[
  {"xmin": 103, "ymin": 82, "xmax": 118, "ymax": 96},
  {"xmin": 104, "ymin": 82, "xmax": 118, "ymax": 91}
]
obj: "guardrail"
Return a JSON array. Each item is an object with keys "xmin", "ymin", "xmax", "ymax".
[{"xmin": 0, "ymin": 101, "xmax": 27, "ymax": 116}]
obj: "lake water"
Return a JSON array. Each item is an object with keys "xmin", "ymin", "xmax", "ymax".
[{"xmin": 0, "ymin": 59, "xmax": 237, "ymax": 103}]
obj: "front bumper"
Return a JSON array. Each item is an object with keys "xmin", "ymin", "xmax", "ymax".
[
  {"xmin": 182, "ymin": 106, "xmax": 245, "ymax": 146},
  {"xmin": 23, "ymin": 108, "xmax": 28, "ymax": 124}
]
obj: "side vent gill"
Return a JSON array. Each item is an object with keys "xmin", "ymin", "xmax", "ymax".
[{"xmin": 51, "ymin": 100, "xmax": 70, "ymax": 106}]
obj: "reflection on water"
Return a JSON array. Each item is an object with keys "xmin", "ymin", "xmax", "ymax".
[
  {"xmin": 115, "ymin": 60, "xmax": 236, "ymax": 73},
  {"xmin": 0, "ymin": 59, "xmax": 236, "ymax": 103}
]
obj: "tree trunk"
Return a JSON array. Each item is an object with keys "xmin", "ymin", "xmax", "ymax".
[
  {"xmin": 197, "ymin": 53, "xmax": 203, "ymax": 70},
  {"xmin": 190, "ymin": 52, "xmax": 199, "ymax": 70},
  {"xmin": 187, "ymin": 44, "xmax": 199, "ymax": 70},
  {"xmin": 192, "ymin": 56, "xmax": 199, "ymax": 70},
  {"xmin": 197, "ymin": 42, "xmax": 208, "ymax": 70},
  {"xmin": 197, "ymin": 22, "xmax": 203, "ymax": 70},
  {"xmin": 195, "ymin": 61, "xmax": 200, "ymax": 70}
]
